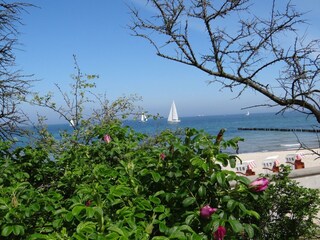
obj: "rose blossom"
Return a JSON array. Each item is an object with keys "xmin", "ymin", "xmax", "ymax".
[
  {"xmin": 249, "ymin": 177, "xmax": 269, "ymax": 192},
  {"xmin": 103, "ymin": 134, "xmax": 111, "ymax": 143},
  {"xmin": 214, "ymin": 226, "xmax": 226, "ymax": 240},
  {"xmin": 200, "ymin": 205, "xmax": 217, "ymax": 219}
]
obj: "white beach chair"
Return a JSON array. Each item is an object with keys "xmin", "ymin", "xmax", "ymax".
[
  {"xmin": 263, "ymin": 159, "xmax": 274, "ymax": 173},
  {"xmin": 243, "ymin": 160, "xmax": 256, "ymax": 170},
  {"xmin": 263, "ymin": 155, "xmax": 279, "ymax": 173},
  {"xmin": 235, "ymin": 163, "xmax": 247, "ymax": 175},
  {"xmin": 285, "ymin": 154, "xmax": 296, "ymax": 169},
  {"xmin": 236, "ymin": 160, "xmax": 256, "ymax": 176}
]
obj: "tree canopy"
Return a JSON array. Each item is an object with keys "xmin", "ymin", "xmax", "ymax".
[{"xmin": 0, "ymin": 2, "xmax": 33, "ymax": 140}]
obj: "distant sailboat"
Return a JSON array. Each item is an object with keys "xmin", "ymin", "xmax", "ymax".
[
  {"xmin": 140, "ymin": 112, "xmax": 148, "ymax": 122},
  {"xmin": 246, "ymin": 111, "xmax": 250, "ymax": 116},
  {"xmin": 168, "ymin": 101, "xmax": 180, "ymax": 123},
  {"xmin": 69, "ymin": 119, "xmax": 76, "ymax": 127}
]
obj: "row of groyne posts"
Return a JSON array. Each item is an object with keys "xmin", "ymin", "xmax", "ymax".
[{"xmin": 238, "ymin": 127, "xmax": 320, "ymax": 132}]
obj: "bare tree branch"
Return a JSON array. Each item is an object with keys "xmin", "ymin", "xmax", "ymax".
[{"xmin": 129, "ymin": 0, "xmax": 320, "ymax": 123}]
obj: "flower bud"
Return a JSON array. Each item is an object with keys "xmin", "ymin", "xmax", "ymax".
[
  {"xmin": 85, "ymin": 200, "xmax": 92, "ymax": 207},
  {"xmin": 104, "ymin": 134, "xmax": 111, "ymax": 143},
  {"xmin": 160, "ymin": 153, "xmax": 166, "ymax": 160},
  {"xmin": 200, "ymin": 205, "xmax": 217, "ymax": 219},
  {"xmin": 214, "ymin": 226, "xmax": 226, "ymax": 240}
]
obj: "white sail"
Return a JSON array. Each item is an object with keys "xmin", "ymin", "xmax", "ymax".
[
  {"xmin": 69, "ymin": 119, "xmax": 75, "ymax": 127},
  {"xmin": 140, "ymin": 113, "xmax": 148, "ymax": 122},
  {"xmin": 168, "ymin": 101, "xmax": 180, "ymax": 123}
]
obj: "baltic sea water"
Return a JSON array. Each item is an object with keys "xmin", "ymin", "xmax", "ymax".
[{"xmin": 46, "ymin": 112, "xmax": 319, "ymax": 153}]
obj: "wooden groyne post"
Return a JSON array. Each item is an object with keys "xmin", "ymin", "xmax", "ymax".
[{"xmin": 238, "ymin": 127, "xmax": 320, "ymax": 133}]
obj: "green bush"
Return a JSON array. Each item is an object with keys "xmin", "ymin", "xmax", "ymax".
[
  {"xmin": 251, "ymin": 167, "xmax": 320, "ymax": 239},
  {"xmin": 0, "ymin": 122, "xmax": 319, "ymax": 239}
]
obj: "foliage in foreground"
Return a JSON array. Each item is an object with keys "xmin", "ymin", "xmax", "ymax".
[
  {"xmin": 253, "ymin": 167, "xmax": 320, "ymax": 239},
  {"xmin": 0, "ymin": 122, "xmax": 319, "ymax": 239}
]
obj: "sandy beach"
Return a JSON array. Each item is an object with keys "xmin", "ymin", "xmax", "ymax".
[{"xmin": 226, "ymin": 148, "xmax": 320, "ymax": 175}]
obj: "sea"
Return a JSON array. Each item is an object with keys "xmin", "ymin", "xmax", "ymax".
[{"xmin": 45, "ymin": 112, "xmax": 320, "ymax": 154}]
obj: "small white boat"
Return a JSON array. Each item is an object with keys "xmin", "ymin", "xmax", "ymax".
[
  {"xmin": 246, "ymin": 111, "xmax": 250, "ymax": 116},
  {"xmin": 69, "ymin": 119, "xmax": 76, "ymax": 127},
  {"xmin": 168, "ymin": 101, "xmax": 180, "ymax": 123},
  {"xmin": 140, "ymin": 113, "xmax": 148, "ymax": 122}
]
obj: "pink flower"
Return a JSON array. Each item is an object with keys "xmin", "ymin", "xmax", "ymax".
[
  {"xmin": 200, "ymin": 205, "xmax": 217, "ymax": 219},
  {"xmin": 104, "ymin": 134, "xmax": 111, "ymax": 143},
  {"xmin": 249, "ymin": 177, "xmax": 269, "ymax": 192},
  {"xmin": 214, "ymin": 226, "xmax": 226, "ymax": 240},
  {"xmin": 160, "ymin": 153, "xmax": 166, "ymax": 160}
]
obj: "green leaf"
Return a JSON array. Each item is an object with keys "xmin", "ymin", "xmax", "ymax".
[
  {"xmin": 149, "ymin": 196, "xmax": 161, "ymax": 205},
  {"xmin": 246, "ymin": 210, "xmax": 260, "ymax": 219},
  {"xmin": 249, "ymin": 191, "xmax": 259, "ymax": 200},
  {"xmin": 93, "ymin": 206, "xmax": 104, "ymax": 219},
  {"xmin": 108, "ymin": 225, "xmax": 125, "ymax": 236},
  {"xmin": 169, "ymin": 230, "xmax": 186, "ymax": 239},
  {"xmin": 216, "ymin": 153, "xmax": 229, "ymax": 166},
  {"xmin": 145, "ymin": 223, "xmax": 154, "ymax": 235},
  {"xmin": 159, "ymin": 222, "xmax": 168, "ymax": 233},
  {"xmin": 152, "ymin": 237, "xmax": 169, "ymax": 240},
  {"xmin": 190, "ymin": 157, "xmax": 204, "ymax": 168},
  {"xmin": 0, "ymin": 198, "xmax": 8, "ymax": 210},
  {"xmin": 216, "ymin": 172, "xmax": 226, "ymax": 186},
  {"xmin": 105, "ymin": 232, "xmax": 121, "ymax": 239},
  {"xmin": 244, "ymin": 224, "xmax": 255, "ymax": 238},
  {"xmin": 185, "ymin": 213, "xmax": 196, "ymax": 225},
  {"xmin": 86, "ymin": 207, "xmax": 95, "ymax": 218},
  {"xmin": 65, "ymin": 212, "xmax": 74, "ymax": 222},
  {"xmin": 110, "ymin": 185, "xmax": 132, "ymax": 197},
  {"xmin": 237, "ymin": 176, "xmax": 251, "ymax": 185},
  {"xmin": 227, "ymin": 199, "xmax": 236, "ymax": 211},
  {"xmin": 76, "ymin": 221, "xmax": 96, "ymax": 234},
  {"xmin": 1, "ymin": 226, "xmax": 13, "ymax": 237},
  {"xmin": 151, "ymin": 171, "xmax": 161, "ymax": 182},
  {"xmin": 53, "ymin": 219, "xmax": 63, "ymax": 228},
  {"xmin": 210, "ymin": 172, "xmax": 216, "ymax": 182},
  {"xmin": 198, "ymin": 185, "xmax": 206, "ymax": 197},
  {"xmin": 30, "ymin": 203, "xmax": 41, "ymax": 212},
  {"xmin": 12, "ymin": 225, "xmax": 24, "ymax": 235},
  {"xmin": 29, "ymin": 233, "xmax": 48, "ymax": 239},
  {"xmin": 72, "ymin": 205, "xmax": 86, "ymax": 216},
  {"xmin": 153, "ymin": 205, "xmax": 165, "ymax": 213},
  {"xmin": 135, "ymin": 213, "xmax": 145, "ymax": 218},
  {"xmin": 54, "ymin": 208, "xmax": 68, "ymax": 215},
  {"xmin": 182, "ymin": 197, "xmax": 196, "ymax": 207},
  {"xmin": 238, "ymin": 203, "xmax": 247, "ymax": 213},
  {"xmin": 139, "ymin": 169, "xmax": 149, "ymax": 176},
  {"xmin": 228, "ymin": 157, "xmax": 237, "ymax": 168},
  {"xmin": 228, "ymin": 219, "xmax": 243, "ymax": 233},
  {"xmin": 212, "ymin": 220, "xmax": 220, "ymax": 231},
  {"xmin": 154, "ymin": 190, "xmax": 165, "ymax": 197},
  {"xmin": 138, "ymin": 199, "xmax": 153, "ymax": 211}
]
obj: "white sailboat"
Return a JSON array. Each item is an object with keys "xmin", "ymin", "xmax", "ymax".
[
  {"xmin": 246, "ymin": 111, "xmax": 250, "ymax": 116},
  {"xmin": 167, "ymin": 101, "xmax": 180, "ymax": 123},
  {"xmin": 69, "ymin": 119, "xmax": 76, "ymax": 127},
  {"xmin": 140, "ymin": 112, "xmax": 148, "ymax": 122}
]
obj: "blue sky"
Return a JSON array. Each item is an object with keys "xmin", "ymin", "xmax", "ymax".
[{"xmin": 14, "ymin": 0, "xmax": 320, "ymax": 123}]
